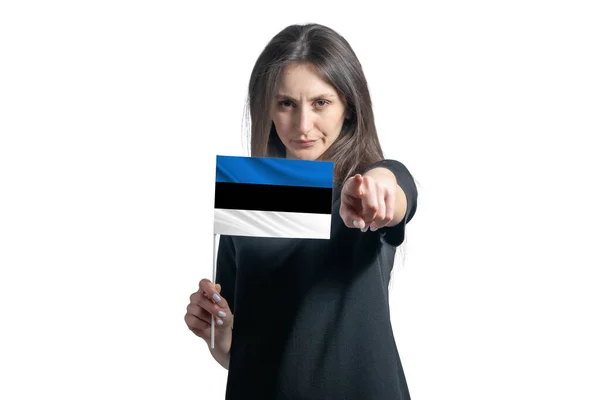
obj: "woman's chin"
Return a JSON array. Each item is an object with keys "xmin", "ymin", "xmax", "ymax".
[{"xmin": 286, "ymin": 148, "xmax": 324, "ymax": 161}]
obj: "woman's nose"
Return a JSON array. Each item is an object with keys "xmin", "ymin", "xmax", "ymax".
[{"xmin": 296, "ymin": 109, "xmax": 314, "ymax": 135}]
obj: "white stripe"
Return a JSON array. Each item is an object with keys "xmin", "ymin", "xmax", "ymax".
[{"xmin": 214, "ymin": 209, "xmax": 331, "ymax": 239}]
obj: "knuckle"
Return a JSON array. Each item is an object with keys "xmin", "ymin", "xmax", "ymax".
[
  {"xmin": 190, "ymin": 320, "xmax": 202, "ymax": 330},
  {"xmin": 218, "ymin": 297, "xmax": 229, "ymax": 308},
  {"xmin": 189, "ymin": 303, "xmax": 200, "ymax": 315},
  {"xmin": 200, "ymin": 299, "xmax": 212, "ymax": 311},
  {"xmin": 366, "ymin": 203, "xmax": 377, "ymax": 212},
  {"xmin": 191, "ymin": 296, "xmax": 203, "ymax": 307}
]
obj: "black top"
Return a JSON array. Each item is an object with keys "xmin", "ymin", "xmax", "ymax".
[{"xmin": 216, "ymin": 159, "xmax": 418, "ymax": 400}]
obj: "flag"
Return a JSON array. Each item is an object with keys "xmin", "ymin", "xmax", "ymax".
[{"xmin": 213, "ymin": 155, "xmax": 334, "ymax": 239}]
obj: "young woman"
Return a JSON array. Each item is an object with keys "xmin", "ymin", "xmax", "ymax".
[{"xmin": 185, "ymin": 23, "xmax": 418, "ymax": 399}]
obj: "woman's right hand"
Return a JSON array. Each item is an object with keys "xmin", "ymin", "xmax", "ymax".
[{"xmin": 185, "ymin": 279, "xmax": 234, "ymax": 348}]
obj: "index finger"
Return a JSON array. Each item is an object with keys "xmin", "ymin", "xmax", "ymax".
[
  {"xmin": 343, "ymin": 174, "xmax": 366, "ymax": 198},
  {"xmin": 354, "ymin": 174, "xmax": 366, "ymax": 197}
]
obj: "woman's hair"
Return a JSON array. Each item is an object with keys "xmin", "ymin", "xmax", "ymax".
[{"xmin": 243, "ymin": 23, "xmax": 384, "ymax": 184}]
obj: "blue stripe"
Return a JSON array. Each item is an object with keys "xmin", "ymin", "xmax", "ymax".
[{"xmin": 216, "ymin": 155, "xmax": 334, "ymax": 188}]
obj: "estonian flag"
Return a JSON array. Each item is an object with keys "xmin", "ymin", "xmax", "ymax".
[{"xmin": 213, "ymin": 155, "xmax": 335, "ymax": 239}]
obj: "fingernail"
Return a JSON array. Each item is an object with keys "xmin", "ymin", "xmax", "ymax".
[
  {"xmin": 218, "ymin": 311, "xmax": 226, "ymax": 318},
  {"xmin": 353, "ymin": 220, "xmax": 361, "ymax": 228},
  {"xmin": 212, "ymin": 293, "xmax": 221, "ymax": 303},
  {"xmin": 361, "ymin": 225, "xmax": 368, "ymax": 233},
  {"xmin": 370, "ymin": 224, "xmax": 378, "ymax": 232},
  {"xmin": 217, "ymin": 319, "xmax": 223, "ymax": 325}
]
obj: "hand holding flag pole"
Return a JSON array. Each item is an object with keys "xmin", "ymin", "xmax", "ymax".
[{"xmin": 210, "ymin": 155, "xmax": 334, "ymax": 349}]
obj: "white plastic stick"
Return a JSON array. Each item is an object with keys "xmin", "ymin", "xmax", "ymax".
[{"xmin": 211, "ymin": 233, "xmax": 218, "ymax": 349}]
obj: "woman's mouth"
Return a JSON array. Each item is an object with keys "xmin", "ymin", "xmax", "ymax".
[{"xmin": 293, "ymin": 139, "xmax": 317, "ymax": 148}]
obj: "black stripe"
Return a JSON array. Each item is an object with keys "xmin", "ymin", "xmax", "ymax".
[{"xmin": 215, "ymin": 182, "xmax": 332, "ymax": 214}]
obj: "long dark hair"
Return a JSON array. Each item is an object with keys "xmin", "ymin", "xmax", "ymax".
[{"xmin": 244, "ymin": 23, "xmax": 384, "ymax": 184}]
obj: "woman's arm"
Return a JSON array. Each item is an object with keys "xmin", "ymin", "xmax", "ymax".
[{"xmin": 339, "ymin": 159, "xmax": 418, "ymax": 245}]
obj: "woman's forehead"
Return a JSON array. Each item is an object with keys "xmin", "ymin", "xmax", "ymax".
[{"xmin": 275, "ymin": 63, "xmax": 338, "ymax": 97}]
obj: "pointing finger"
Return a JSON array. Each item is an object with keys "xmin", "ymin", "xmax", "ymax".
[
  {"xmin": 360, "ymin": 177, "xmax": 378, "ymax": 225},
  {"xmin": 343, "ymin": 174, "xmax": 365, "ymax": 198},
  {"xmin": 354, "ymin": 174, "xmax": 365, "ymax": 196}
]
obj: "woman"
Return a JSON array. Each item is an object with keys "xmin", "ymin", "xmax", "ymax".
[{"xmin": 185, "ymin": 23, "xmax": 418, "ymax": 399}]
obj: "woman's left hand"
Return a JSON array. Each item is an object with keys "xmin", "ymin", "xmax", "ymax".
[{"xmin": 340, "ymin": 173, "xmax": 397, "ymax": 232}]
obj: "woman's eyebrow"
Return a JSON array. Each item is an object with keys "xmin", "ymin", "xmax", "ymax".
[{"xmin": 275, "ymin": 93, "xmax": 337, "ymax": 101}]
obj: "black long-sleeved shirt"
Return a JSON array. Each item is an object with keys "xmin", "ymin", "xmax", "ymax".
[{"xmin": 216, "ymin": 159, "xmax": 418, "ymax": 400}]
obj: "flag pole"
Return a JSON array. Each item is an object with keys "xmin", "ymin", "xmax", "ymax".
[{"xmin": 211, "ymin": 233, "xmax": 218, "ymax": 349}]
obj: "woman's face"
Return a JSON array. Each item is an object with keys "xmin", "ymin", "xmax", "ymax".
[{"xmin": 270, "ymin": 63, "xmax": 348, "ymax": 160}]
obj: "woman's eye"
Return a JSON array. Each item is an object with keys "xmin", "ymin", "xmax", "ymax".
[
  {"xmin": 315, "ymin": 100, "xmax": 329, "ymax": 107},
  {"xmin": 279, "ymin": 100, "xmax": 293, "ymax": 108}
]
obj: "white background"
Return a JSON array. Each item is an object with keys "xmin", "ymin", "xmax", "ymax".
[{"xmin": 1, "ymin": 1, "xmax": 599, "ymax": 399}]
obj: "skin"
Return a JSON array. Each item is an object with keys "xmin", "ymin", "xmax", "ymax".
[
  {"xmin": 184, "ymin": 61, "xmax": 408, "ymax": 369},
  {"xmin": 185, "ymin": 280, "xmax": 233, "ymax": 369},
  {"xmin": 270, "ymin": 62, "xmax": 348, "ymax": 161},
  {"xmin": 341, "ymin": 169, "xmax": 408, "ymax": 232}
]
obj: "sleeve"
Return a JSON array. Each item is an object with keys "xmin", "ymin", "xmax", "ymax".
[
  {"xmin": 363, "ymin": 159, "xmax": 418, "ymax": 247},
  {"xmin": 215, "ymin": 235, "xmax": 237, "ymax": 314}
]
